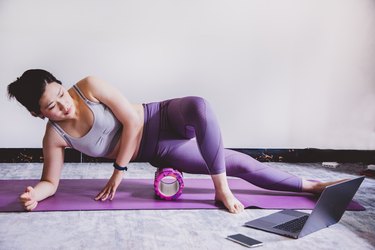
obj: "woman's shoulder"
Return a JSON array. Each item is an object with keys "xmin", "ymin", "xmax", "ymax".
[
  {"xmin": 73, "ymin": 76, "xmax": 103, "ymax": 103},
  {"xmin": 75, "ymin": 76, "xmax": 120, "ymax": 104}
]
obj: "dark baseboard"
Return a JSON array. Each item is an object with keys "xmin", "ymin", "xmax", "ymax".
[{"xmin": 0, "ymin": 148, "xmax": 374, "ymax": 164}]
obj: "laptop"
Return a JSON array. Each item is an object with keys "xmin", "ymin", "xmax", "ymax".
[{"xmin": 244, "ymin": 176, "xmax": 365, "ymax": 239}]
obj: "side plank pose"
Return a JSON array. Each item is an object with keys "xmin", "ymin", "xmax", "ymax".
[{"xmin": 8, "ymin": 69, "xmax": 341, "ymax": 213}]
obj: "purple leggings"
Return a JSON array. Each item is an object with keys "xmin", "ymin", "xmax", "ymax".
[{"xmin": 134, "ymin": 96, "xmax": 302, "ymax": 192}]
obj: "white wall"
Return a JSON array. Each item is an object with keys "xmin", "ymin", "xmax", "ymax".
[{"xmin": 1, "ymin": 0, "xmax": 374, "ymax": 149}]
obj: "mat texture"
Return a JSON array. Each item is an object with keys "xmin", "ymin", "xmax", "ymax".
[{"xmin": 0, "ymin": 178, "xmax": 365, "ymax": 212}]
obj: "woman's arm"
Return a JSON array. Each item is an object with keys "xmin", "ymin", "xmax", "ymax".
[
  {"xmin": 19, "ymin": 124, "xmax": 65, "ymax": 211},
  {"xmin": 77, "ymin": 76, "xmax": 143, "ymax": 201},
  {"xmin": 79, "ymin": 76, "xmax": 143, "ymax": 164}
]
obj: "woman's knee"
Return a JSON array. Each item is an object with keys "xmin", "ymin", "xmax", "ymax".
[{"xmin": 182, "ymin": 96, "xmax": 210, "ymax": 121}]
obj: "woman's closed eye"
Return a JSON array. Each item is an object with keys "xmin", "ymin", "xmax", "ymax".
[{"xmin": 48, "ymin": 93, "xmax": 64, "ymax": 110}]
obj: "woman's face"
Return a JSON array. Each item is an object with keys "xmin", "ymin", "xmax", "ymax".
[{"xmin": 39, "ymin": 82, "xmax": 76, "ymax": 121}]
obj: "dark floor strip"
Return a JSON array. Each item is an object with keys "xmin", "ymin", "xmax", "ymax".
[{"xmin": 0, "ymin": 148, "xmax": 374, "ymax": 164}]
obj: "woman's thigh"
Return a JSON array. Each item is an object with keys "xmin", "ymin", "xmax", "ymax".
[{"xmin": 151, "ymin": 134, "xmax": 210, "ymax": 174}]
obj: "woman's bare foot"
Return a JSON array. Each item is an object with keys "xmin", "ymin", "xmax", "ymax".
[
  {"xmin": 211, "ymin": 172, "xmax": 244, "ymax": 213},
  {"xmin": 302, "ymin": 179, "xmax": 348, "ymax": 194},
  {"xmin": 215, "ymin": 191, "xmax": 244, "ymax": 214}
]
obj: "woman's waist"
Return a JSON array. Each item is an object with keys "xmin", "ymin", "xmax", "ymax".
[
  {"xmin": 104, "ymin": 103, "xmax": 145, "ymax": 161},
  {"xmin": 133, "ymin": 101, "xmax": 165, "ymax": 162}
]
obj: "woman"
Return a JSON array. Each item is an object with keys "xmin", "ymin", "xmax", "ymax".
[{"xmin": 8, "ymin": 69, "xmax": 338, "ymax": 213}]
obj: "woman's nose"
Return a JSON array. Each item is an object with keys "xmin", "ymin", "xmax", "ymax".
[{"xmin": 58, "ymin": 102, "xmax": 68, "ymax": 111}]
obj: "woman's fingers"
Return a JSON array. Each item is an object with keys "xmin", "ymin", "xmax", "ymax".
[
  {"xmin": 109, "ymin": 187, "xmax": 117, "ymax": 201},
  {"xmin": 101, "ymin": 192, "xmax": 110, "ymax": 201},
  {"xmin": 94, "ymin": 191, "xmax": 104, "ymax": 201},
  {"xmin": 95, "ymin": 190, "xmax": 107, "ymax": 201},
  {"xmin": 25, "ymin": 186, "xmax": 34, "ymax": 193},
  {"xmin": 19, "ymin": 192, "xmax": 30, "ymax": 202},
  {"xmin": 95, "ymin": 186, "xmax": 115, "ymax": 201},
  {"xmin": 25, "ymin": 201, "xmax": 38, "ymax": 211},
  {"xmin": 20, "ymin": 192, "xmax": 37, "ymax": 211},
  {"xmin": 95, "ymin": 186, "xmax": 110, "ymax": 200},
  {"xmin": 95, "ymin": 179, "xmax": 120, "ymax": 201},
  {"xmin": 24, "ymin": 199, "xmax": 36, "ymax": 207}
]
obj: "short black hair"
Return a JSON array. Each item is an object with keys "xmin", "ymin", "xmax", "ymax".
[{"xmin": 7, "ymin": 69, "xmax": 62, "ymax": 116}]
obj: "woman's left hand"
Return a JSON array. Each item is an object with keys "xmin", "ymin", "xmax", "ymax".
[{"xmin": 95, "ymin": 169, "xmax": 124, "ymax": 201}]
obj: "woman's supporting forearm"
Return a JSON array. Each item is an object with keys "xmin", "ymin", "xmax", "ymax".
[{"xmin": 33, "ymin": 180, "xmax": 58, "ymax": 201}]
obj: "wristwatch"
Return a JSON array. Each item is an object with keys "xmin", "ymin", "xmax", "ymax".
[{"xmin": 113, "ymin": 162, "xmax": 128, "ymax": 171}]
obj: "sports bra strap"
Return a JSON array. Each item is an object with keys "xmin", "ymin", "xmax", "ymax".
[
  {"xmin": 49, "ymin": 121, "xmax": 73, "ymax": 148},
  {"xmin": 73, "ymin": 85, "xmax": 90, "ymax": 102}
]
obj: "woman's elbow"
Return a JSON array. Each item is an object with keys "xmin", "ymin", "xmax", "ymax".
[{"xmin": 50, "ymin": 186, "xmax": 58, "ymax": 196}]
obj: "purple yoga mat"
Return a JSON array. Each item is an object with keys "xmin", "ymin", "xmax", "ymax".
[{"xmin": 0, "ymin": 178, "xmax": 365, "ymax": 212}]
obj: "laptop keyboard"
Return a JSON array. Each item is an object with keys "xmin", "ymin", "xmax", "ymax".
[{"xmin": 273, "ymin": 215, "xmax": 309, "ymax": 233}]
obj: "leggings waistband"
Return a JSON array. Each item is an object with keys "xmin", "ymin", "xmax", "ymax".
[{"xmin": 134, "ymin": 101, "xmax": 162, "ymax": 162}]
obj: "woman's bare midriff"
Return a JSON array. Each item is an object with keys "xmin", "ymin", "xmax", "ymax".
[{"xmin": 105, "ymin": 103, "xmax": 144, "ymax": 161}]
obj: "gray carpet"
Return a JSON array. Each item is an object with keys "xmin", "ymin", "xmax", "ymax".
[{"xmin": 0, "ymin": 162, "xmax": 374, "ymax": 250}]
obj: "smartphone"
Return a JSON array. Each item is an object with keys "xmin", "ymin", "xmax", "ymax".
[{"xmin": 226, "ymin": 234, "xmax": 263, "ymax": 248}]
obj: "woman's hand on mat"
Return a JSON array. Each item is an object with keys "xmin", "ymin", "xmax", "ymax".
[
  {"xmin": 19, "ymin": 186, "xmax": 38, "ymax": 211},
  {"xmin": 95, "ymin": 170, "xmax": 124, "ymax": 201}
]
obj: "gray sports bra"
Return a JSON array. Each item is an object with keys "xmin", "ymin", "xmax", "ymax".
[{"xmin": 49, "ymin": 85, "xmax": 122, "ymax": 157}]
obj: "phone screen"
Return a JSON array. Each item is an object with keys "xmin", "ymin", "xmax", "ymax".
[{"xmin": 227, "ymin": 234, "xmax": 263, "ymax": 248}]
